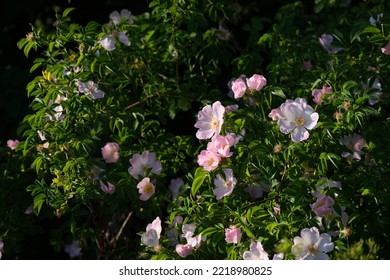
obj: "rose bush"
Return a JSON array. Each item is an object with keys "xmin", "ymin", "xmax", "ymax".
[{"xmin": 0, "ymin": 0, "xmax": 389, "ymax": 260}]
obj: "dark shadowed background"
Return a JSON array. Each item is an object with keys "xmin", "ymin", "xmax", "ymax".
[{"xmin": 0, "ymin": 0, "xmax": 150, "ymax": 145}]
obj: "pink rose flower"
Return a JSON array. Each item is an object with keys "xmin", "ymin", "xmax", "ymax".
[
  {"xmin": 136, "ymin": 177, "xmax": 156, "ymax": 201},
  {"xmin": 291, "ymin": 227, "xmax": 334, "ymax": 260},
  {"xmin": 76, "ymin": 80, "xmax": 105, "ymax": 99},
  {"xmin": 339, "ymin": 133, "xmax": 367, "ymax": 161},
  {"xmin": 213, "ymin": 169, "xmax": 237, "ymax": 200},
  {"xmin": 109, "ymin": 9, "xmax": 135, "ymax": 25},
  {"xmin": 206, "ymin": 134, "xmax": 235, "ymax": 158},
  {"xmin": 128, "ymin": 151, "xmax": 162, "ymax": 179},
  {"xmin": 243, "ymin": 241, "xmax": 269, "ymax": 260},
  {"xmin": 7, "ymin": 139, "xmax": 19, "ymax": 150},
  {"xmin": 312, "ymin": 85, "xmax": 333, "ymax": 104},
  {"xmin": 310, "ymin": 194, "xmax": 334, "ymax": 217},
  {"xmin": 194, "ymin": 101, "xmax": 225, "ymax": 139},
  {"xmin": 319, "ymin": 34, "xmax": 343, "ymax": 53},
  {"xmin": 175, "ymin": 244, "xmax": 193, "ymax": 258},
  {"xmin": 101, "ymin": 142, "xmax": 120, "ymax": 163},
  {"xmin": 231, "ymin": 78, "xmax": 247, "ymax": 98},
  {"xmin": 246, "ymin": 74, "xmax": 267, "ymax": 91},
  {"xmin": 197, "ymin": 150, "xmax": 221, "ymax": 171},
  {"xmin": 225, "ymin": 225, "xmax": 241, "ymax": 244},
  {"xmin": 99, "ymin": 180, "xmax": 116, "ymax": 194},
  {"xmin": 141, "ymin": 217, "xmax": 162, "ymax": 247},
  {"xmin": 275, "ymin": 98, "xmax": 319, "ymax": 142}
]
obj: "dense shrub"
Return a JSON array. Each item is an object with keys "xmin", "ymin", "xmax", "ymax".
[{"xmin": 1, "ymin": 0, "xmax": 389, "ymax": 260}]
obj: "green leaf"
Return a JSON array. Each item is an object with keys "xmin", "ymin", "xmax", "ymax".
[
  {"xmin": 24, "ymin": 41, "xmax": 35, "ymax": 58},
  {"xmin": 17, "ymin": 38, "xmax": 28, "ymax": 50},
  {"xmin": 63, "ymin": 7, "xmax": 76, "ymax": 18},
  {"xmin": 271, "ymin": 88, "xmax": 286, "ymax": 99},
  {"xmin": 361, "ymin": 189, "xmax": 371, "ymax": 196},
  {"xmin": 30, "ymin": 62, "xmax": 42, "ymax": 73},
  {"xmin": 33, "ymin": 193, "xmax": 46, "ymax": 215},
  {"xmin": 191, "ymin": 167, "xmax": 208, "ymax": 197}
]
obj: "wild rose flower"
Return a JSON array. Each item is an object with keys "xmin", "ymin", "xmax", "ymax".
[
  {"xmin": 291, "ymin": 227, "xmax": 334, "ymax": 260},
  {"xmin": 99, "ymin": 180, "xmax": 116, "ymax": 194},
  {"xmin": 231, "ymin": 78, "xmax": 247, "ymax": 98},
  {"xmin": 246, "ymin": 74, "xmax": 267, "ymax": 92},
  {"xmin": 243, "ymin": 241, "xmax": 269, "ymax": 260},
  {"xmin": 117, "ymin": 32, "xmax": 131, "ymax": 46},
  {"xmin": 101, "ymin": 142, "xmax": 120, "ymax": 164},
  {"xmin": 197, "ymin": 150, "xmax": 221, "ymax": 171},
  {"xmin": 310, "ymin": 194, "xmax": 334, "ymax": 217},
  {"xmin": 175, "ymin": 223, "xmax": 203, "ymax": 257},
  {"xmin": 182, "ymin": 224, "xmax": 203, "ymax": 249},
  {"xmin": 100, "ymin": 34, "xmax": 115, "ymax": 51},
  {"xmin": 76, "ymin": 81, "xmax": 105, "ymax": 99},
  {"xmin": 194, "ymin": 101, "xmax": 225, "ymax": 139},
  {"xmin": 225, "ymin": 225, "xmax": 241, "ymax": 244},
  {"xmin": 64, "ymin": 240, "xmax": 81, "ymax": 258},
  {"xmin": 109, "ymin": 9, "xmax": 135, "ymax": 25},
  {"xmin": 99, "ymin": 32, "xmax": 131, "ymax": 51},
  {"xmin": 319, "ymin": 34, "xmax": 343, "ymax": 53},
  {"xmin": 47, "ymin": 95, "xmax": 67, "ymax": 122},
  {"xmin": 136, "ymin": 177, "xmax": 156, "ymax": 201},
  {"xmin": 7, "ymin": 139, "xmax": 19, "ymax": 150},
  {"xmin": 213, "ymin": 169, "xmax": 237, "ymax": 200},
  {"xmin": 207, "ymin": 134, "xmax": 235, "ymax": 158},
  {"xmin": 275, "ymin": 98, "xmax": 319, "ymax": 142},
  {"xmin": 141, "ymin": 217, "xmax": 162, "ymax": 247},
  {"xmin": 339, "ymin": 133, "xmax": 367, "ymax": 161},
  {"xmin": 363, "ymin": 77, "xmax": 382, "ymax": 105},
  {"xmin": 128, "ymin": 151, "xmax": 162, "ymax": 179},
  {"xmin": 176, "ymin": 244, "xmax": 193, "ymax": 258},
  {"xmin": 381, "ymin": 41, "xmax": 390, "ymax": 55},
  {"xmin": 312, "ymin": 86, "xmax": 333, "ymax": 104},
  {"xmin": 169, "ymin": 178, "xmax": 184, "ymax": 199},
  {"xmin": 37, "ymin": 130, "xmax": 49, "ymax": 149}
]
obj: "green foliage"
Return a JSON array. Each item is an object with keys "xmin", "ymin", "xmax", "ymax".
[
  {"xmin": 335, "ymin": 239, "xmax": 380, "ymax": 260},
  {"xmin": 1, "ymin": 0, "xmax": 390, "ymax": 260}
]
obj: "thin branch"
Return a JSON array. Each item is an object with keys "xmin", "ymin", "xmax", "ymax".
[{"xmin": 110, "ymin": 211, "xmax": 133, "ymax": 245}]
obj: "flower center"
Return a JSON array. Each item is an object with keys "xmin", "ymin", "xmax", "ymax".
[
  {"xmin": 211, "ymin": 119, "xmax": 220, "ymax": 130},
  {"xmin": 143, "ymin": 183, "xmax": 155, "ymax": 195},
  {"xmin": 307, "ymin": 244, "xmax": 317, "ymax": 255},
  {"xmin": 225, "ymin": 180, "xmax": 232, "ymax": 189},
  {"xmin": 295, "ymin": 116, "xmax": 305, "ymax": 127}
]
